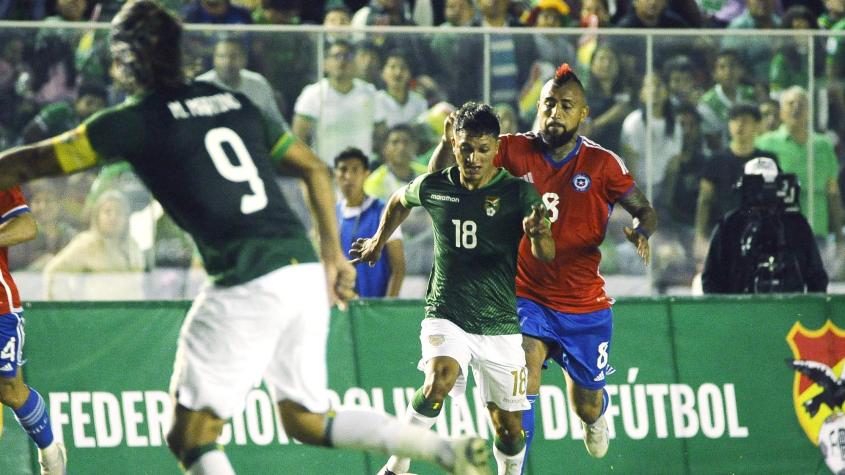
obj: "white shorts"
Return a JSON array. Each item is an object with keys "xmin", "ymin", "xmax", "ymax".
[
  {"xmin": 170, "ymin": 263, "xmax": 330, "ymax": 419},
  {"xmin": 417, "ymin": 318, "xmax": 530, "ymax": 412}
]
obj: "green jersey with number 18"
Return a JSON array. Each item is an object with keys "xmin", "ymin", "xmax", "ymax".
[
  {"xmin": 403, "ymin": 166, "xmax": 542, "ymax": 335},
  {"xmin": 80, "ymin": 81, "xmax": 316, "ymax": 286}
]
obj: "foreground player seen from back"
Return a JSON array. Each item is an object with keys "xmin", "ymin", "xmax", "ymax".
[
  {"xmin": 0, "ymin": 2, "xmax": 490, "ymax": 474},
  {"xmin": 431, "ymin": 64, "xmax": 658, "ymax": 469},
  {"xmin": 0, "ymin": 189, "xmax": 66, "ymax": 475},
  {"xmin": 351, "ymin": 102, "xmax": 555, "ymax": 475}
]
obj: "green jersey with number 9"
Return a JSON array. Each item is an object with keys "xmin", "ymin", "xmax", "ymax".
[
  {"xmin": 402, "ymin": 166, "xmax": 542, "ymax": 335},
  {"xmin": 75, "ymin": 81, "xmax": 316, "ymax": 286}
]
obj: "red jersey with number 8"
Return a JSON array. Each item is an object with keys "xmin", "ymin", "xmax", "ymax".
[{"xmin": 494, "ymin": 133, "xmax": 635, "ymax": 313}]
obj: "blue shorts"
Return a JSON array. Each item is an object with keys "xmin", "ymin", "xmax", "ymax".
[
  {"xmin": 517, "ymin": 298, "xmax": 613, "ymax": 390},
  {"xmin": 0, "ymin": 312, "xmax": 24, "ymax": 378}
]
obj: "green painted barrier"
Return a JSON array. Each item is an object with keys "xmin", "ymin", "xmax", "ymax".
[{"xmin": 0, "ymin": 296, "xmax": 841, "ymax": 474}]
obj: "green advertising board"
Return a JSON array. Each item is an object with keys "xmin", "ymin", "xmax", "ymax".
[{"xmin": 0, "ymin": 296, "xmax": 841, "ymax": 474}]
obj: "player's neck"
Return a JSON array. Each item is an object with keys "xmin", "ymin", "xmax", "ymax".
[
  {"xmin": 730, "ymin": 140, "xmax": 755, "ymax": 157},
  {"xmin": 549, "ymin": 136, "xmax": 580, "ymax": 162},
  {"xmin": 460, "ymin": 170, "xmax": 496, "ymax": 190},
  {"xmin": 330, "ymin": 77, "xmax": 354, "ymax": 93},
  {"xmin": 344, "ymin": 192, "xmax": 366, "ymax": 207}
]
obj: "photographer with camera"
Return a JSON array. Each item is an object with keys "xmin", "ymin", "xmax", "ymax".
[{"xmin": 702, "ymin": 157, "xmax": 828, "ymax": 294}]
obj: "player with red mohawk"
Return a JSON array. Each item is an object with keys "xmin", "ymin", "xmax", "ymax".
[{"xmin": 431, "ymin": 64, "xmax": 657, "ymax": 468}]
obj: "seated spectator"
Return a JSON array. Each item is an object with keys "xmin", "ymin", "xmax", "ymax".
[
  {"xmin": 475, "ymin": 0, "xmax": 536, "ymax": 109},
  {"xmin": 821, "ymin": 0, "xmax": 845, "ymax": 144},
  {"xmin": 334, "ymin": 148, "xmax": 405, "ymax": 297},
  {"xmin": 45, "ymin": 0, "xmax": 87, "ymax": 21},
  {"xmin": 352, "ymin": 0, "xmax": 413, "ymax": 26},
  {"xmin": 43, "ymin": 190, "xmax": 145, "ymax": 300},
  {"xmin": 522, "ymin": 0, "xmax": 577, "ymax": 67},
  {"xmin": 365, "ymin": 124, "xmax": 428, "ymax": 199},
  {"xmin": 249, "ymin": 3, "xmax": 316, "ymax": 119},
  {"xmin": 24, "ymin": 34, "xmax": 78, "ymax": 107},
  {"xmin": 652, "ymin": 103, "xmax": 708, "ymax": 290},
  {"xmin": 364, "ymin": 124, "xmax": 432, "ymax": 274},
  {"xmin": 353, "ymin": 41, "xmax": 384, "ymax": 88},
  {"xmin": 376, "ymin": 49, "xmax": 428, "ymax": 129},
  {"xmin": 615, "ymin": 0, "xmax": 690, "ymax": 27},
  {"xmin": 494, "ymin": 103, "xmax": 519, "ymax": 135},
  {"xmin": 697, "ymin": 49, "xmax": 757, "ymax": 153},
  {"xmin": 722, "ymin": 0, "xmax": 781, "ymax": 84},
  {"xmin": 20, "ymin": 82, "xmax": 107, "ymax": 143},
  {"xmin": 252, "ymin": 0, "xmax": 302, "ymax": 24},
  {"xmin": 181, "ymin": 0, "xmax": 253, "ymax": 23},
  {"xmin": 429, "ymin": 0, "xmax": 483, "ymax": 106},
  {"xmin": 663, "ymin": 54, "xmax": 703, "ymax": 107},
  {"xmin": 8, "ymin": 180, "xmax": 81, "ymax": 270},
  {"xmin": 694, "ymin": 103, "xmax": 777, "ymax": 259},
  {"xmin": 582, "ymin": 44, "xmax": 634, "ymax": 152},
  {"xmin": 576, "ymin": 0, "xmax": 612, "ymax": 69},
  {"xmin": 0, "ymin": 33, "xmax": 37, "ymax": 141},
  {"xmin": 0, "ymin": 0, "xmax": 47, "ymax": 19},
  {"xmin": 196, "ymin": 35, "xmax": 287, "ymax": 127},
  {"xmin": 621, "ymin": 74, "xmax": 683, "ymax": 191},
  {"xmin": 293, "ymin": 40, "xmax": 386, "ymax": 165},
  {"xmin": 759, "ymin": 97, "xmax": 781, "ymax": 132},
  {"xmin": 755, "ymin": 86, "xmax": 844, "ymax": 277},
  {"xmin": 769, "ymin": 5, "xmax": 824, "ymax": 97},
  {"xmin": 702, "ymin": 157, "xmax": 828, "ymax": 293},
  {"xmin": 324, "ymin": 0, "xmax": 351, "ymax": 26}
]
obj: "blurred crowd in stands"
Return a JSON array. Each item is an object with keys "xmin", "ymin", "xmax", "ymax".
[{"xmin": 1, "ymin": 0, "xmax": 844, "ymax": 298}]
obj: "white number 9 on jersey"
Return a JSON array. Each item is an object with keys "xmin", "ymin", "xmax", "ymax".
[{"xmin": 205, "ymin": 127, "xmax": 268, "ymax": 214}]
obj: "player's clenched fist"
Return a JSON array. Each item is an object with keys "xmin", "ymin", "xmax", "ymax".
[{"xmin": 349, "ymin": 237, "xmax": 382, "ymax": 267}]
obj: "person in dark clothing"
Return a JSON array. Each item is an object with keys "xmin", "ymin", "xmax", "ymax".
[{"xmin": 702, "ymin": 157, "xmax": 828, "ymax": 294}]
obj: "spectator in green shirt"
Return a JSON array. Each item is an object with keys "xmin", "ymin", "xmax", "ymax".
[{"xmin": 755, "ymin": 86, "xmax": 844, "ymax": 277}]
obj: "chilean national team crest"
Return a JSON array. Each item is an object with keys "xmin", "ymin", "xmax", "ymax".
[
  {"xmin": 786, "ymin": 320, "xmax": 845, "ymax": 446},
  {"xmin": 572, "ymin": 173, "xmax": 591, "ymax": 192},
  {"xmin": 485, "ymin": 196, "xmax": 500, "ymax": 217}
]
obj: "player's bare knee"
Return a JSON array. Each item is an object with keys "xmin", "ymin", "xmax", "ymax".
[
  {"xmin": 574, "ymin": 401, "xmax": 602, "ymax": 424},
  {"xmin": 0, "ymin": 376, "xmax": 26, "ymax": 408}
]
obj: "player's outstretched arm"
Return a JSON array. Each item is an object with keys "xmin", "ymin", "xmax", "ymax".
[
  {"xmin": 523, "ymin": 203, "xmax": 555, "ymax": 262},
  {"xmin": 0, "ymin": 213, "xmax": 37, "ymax": 247},
  {"xmin": 349, "ymin": 188, "xmax": 412, "ymax": 267},
  {"xmin": 618, "ymin": 185, "xmax": 657, "ymax": 265},
  {"xmin": 427, "ymin": 112, "xmax": 457, "ymax": 173},
  {"xmin": 274, "ymin": 138, "xmax": 356, "ymax": 308},
  {"xmin": 0, "ymin": 139, "xmax": 70, "ymax": 191}
]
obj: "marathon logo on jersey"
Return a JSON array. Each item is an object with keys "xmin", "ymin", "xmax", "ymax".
[
  {"xmin": 431, "ymin": 194, "xmax": 460, "ymax": 203},
  {"xmin": 572, "ymin": 173, "xmax": 591, "ymax": 192},
  {"xmin": 485, "ymin": 196, "xmax": 500, "ymax": 217}
]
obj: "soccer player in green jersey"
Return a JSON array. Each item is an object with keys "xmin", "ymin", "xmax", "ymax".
[
  {"xmin": 0, "ymin": 2, "xmax": 490, "ymax": 474},
  {"xmin": 351, "ymin": 102, "xmax": 555, "ymax": 475}
]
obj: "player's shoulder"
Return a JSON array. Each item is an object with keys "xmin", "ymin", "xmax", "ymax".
[{"xmin": 500, "ymin": 131, "xmax": 540, "ymax": 148}]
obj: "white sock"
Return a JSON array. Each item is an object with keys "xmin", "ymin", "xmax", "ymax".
[
  {"xmin": 186, "ymin": 450, "xmax": 235, "ymax": 475},
  {"xmin": 329, "ymin": 408, "xmax": 453, "ymax": 470},
  {"xmin": 493, "ymin": 445, "xmax": 525, "ymax": 475},
  {"xmin": 385, "ymin": 406, "xmax": 438, "ymax": 472}
]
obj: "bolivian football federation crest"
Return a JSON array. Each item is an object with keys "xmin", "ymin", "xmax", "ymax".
[
  {"xmin": 485, "ymin": 196, "xmax": 500, "ymax": 216},
  {"xmin": 786, "ymin": 320, "xmax": 845, "ymax": 445}
]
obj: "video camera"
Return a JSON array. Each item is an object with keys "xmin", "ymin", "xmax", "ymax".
[{"xmin": 736, "ymin": 156, "xmax": 800, "ymax": 213}]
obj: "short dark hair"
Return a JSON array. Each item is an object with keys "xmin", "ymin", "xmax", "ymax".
[
  {"xmin": 552, "ymin": 63, "xmax": 584, "ymax": 92},
  {"xmin": 334, "ymin": 147, "xmax": 369, "ymax": 169},
  {"xmin": 729, "ymin": 102, "xmax": 761, "ymax": 121},
  {"xmin": 386, "ymin": 123, "xmax": 416, "ymax": 141},
  {"xmin": 662, "ymin": 55, "xmax": 693, "ymax": 79},
  {"xmin": 715, "ymin": 48, "xmax": 741, "ymax": 63},
  {"xmin": 674, "ymin": 102, "xmax": 701, "ymax": 122},
  {"xmin": 383, "ymin": 48, "xmax": 412, "ymax": 73},
  {"xmin": 454, "ymin": 102, "xmax": 500, "ymax": 138},
  {"xmin": 326, "ymin": 38, "xmax": 353, "ymax": 54}
]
